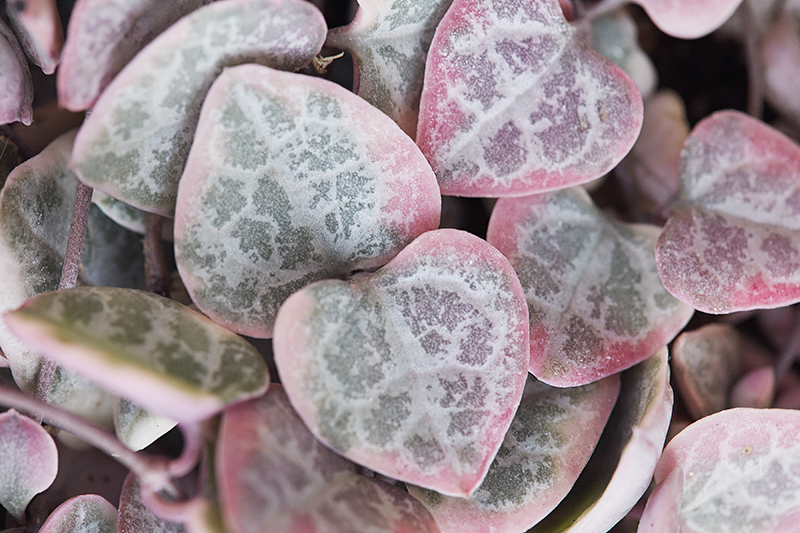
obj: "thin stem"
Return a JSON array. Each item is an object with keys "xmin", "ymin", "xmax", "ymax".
[
  {"xmin": 144, "ymin": 213, "xmax": 170, "ymax": 297},
  {"xmin": 740, "ymin": 0, "xmax": 764, "ymax": 119}
]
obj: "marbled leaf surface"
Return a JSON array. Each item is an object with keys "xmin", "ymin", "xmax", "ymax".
[
  {"xmin": 274, "ymin": 229, "xmax": 529, "ymax": 497},
  {"xmin": 416, "ymin": 0, "xmax": 642, "ymax": 197},
  {"xmin": 118, "ymin": 473, "xmax": 186, "ymax": 533},
  {"xmin": 632, "ymin": 0, "xmax": 744, "ymax": 39},
  {"xmin": 640, "ymin": 408, "xmax": 800, "ymax": 532},
  {"xmin": 217, "ymin": 384, "xmax": 441, "ymax": 533},
  {"xmin": 5, "ymin": 0, "xmax": 63, "ymax": 75},
  {"xmin": 408, "ymin": 374, "xmax": 619, "ymax": 533},
  {"xmin": 70, "ymin": 0, "xmax": 327, "ymax": 216},
  {"xmin": 326, "ymin": 0, "xmax": 454, "ymax": 136},
  {"xmin": 175, "ymin": 64, "xmax": 440, "ymax": 337},
  {"xmin": 3, "ymin": 287, "xmax": 270, "ymax": 422},
  {"xmin": 0, "ymin": 19, "xmax": 33, "ymax": 125},
  {"xmin": 531, "ymin": 347, "xmax": 672, "ymax": 533},
  {"xmin": 39, "ymin": 494, "xmax": 118, "ymax": 533},
  {"xmin": 656, "ymin": 110, "xmax": 800, "ymax": 314},
  {"xmin": 0, "ymin": 410, "xmax": 58, "ymax": 521},
  {"xmin": 487, "ymin": 187, "xmax": 693, "ymax": 387},
  {"xmin": 58, "ymin": 0, "xmax": 214, "ymax": 112}
]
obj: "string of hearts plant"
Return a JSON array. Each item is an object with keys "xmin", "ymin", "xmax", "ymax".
[{"xmin": 1, "ymin": 0, "xmax": 800, "ymax": 531}]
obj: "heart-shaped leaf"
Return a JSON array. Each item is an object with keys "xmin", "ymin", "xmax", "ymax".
[
  {"xmin": 39, "ymin": 494, "xmax": 118, "ymax": 533},
  {"xmin": 0, "ymin": 19, "xmax": 33, "ymax": 125},
  {"xmin": 408, "ymin": 374, "xmax": 619, "ymax": 533},
  {"xmin": 656, "ymin": 110, "xmax": 800, "ymax": 314},
  {"xmin": 326, "ymin": 0, "xmax": 455, "ymax": 136},
  {"xmin": 640, "ymin": 408, "xmax": 800, "ymax": 532},
  {"xmin": 70, "ymin": 0, "xmax": 327, "ymax": 216},
  {"xmin": 58, "ymin": 0, "xmax": 214, "ymax": 111},
  {"xmin": 487, "ymin": 187, "xmax": 693, "ymax": 387},
  {"xmin": 175, "ymin": 64, "xmax": 441, "ymax": 337},
  {"xmin": 0, "ymin": 410, "xmax": 58, "ymax": 521},
  {"xmin": 274, "ymin": 229, "xmax": 530, "ymax": 497},
  {"xmin": 5, "ymin": 0, "xmax": 63, "ymax": 75},
  {"xmin": 416, "ymin": 0, "xmax": 642, "ymax": 197},
  {"xmin": 118, "ymin": 473, "xmax": 186, "ymax": 533},
  {"xmin": 3, "ymin": 287, "xmax": 270, "ymax": 422},
  {"xmin": 632, "ymin": 0, "xmax": 744, "ymax": 39},
  {"xmin": 217, "ymin": 384, "xmax": 441, "ymax": 533}
]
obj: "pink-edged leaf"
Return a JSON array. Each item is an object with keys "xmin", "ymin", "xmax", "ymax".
[
  {"xmin": 0, "ymin": 20, "xmax": 33, "ymax": 126},
  {"xmin": 326, "ymin": 0, "xmax": 454, "ymax": 136},
  {"xmin": 58, "ymin": 0, "xmax": 214, "ymax": 112},
  {"xmin": 656, "ymin": 110, "xmax": 800, "ymax": 314},
  {"xmin": 113, "ymin": 398, "xmax": 177, "ymax": 452},
  {"xmin": 729, "ymin": 366, "xmax": 775, "ymax": 408},
  {"xmin": 408, "ymin": 374, "xmax": 619, "ymax": 533},
  {"xmin": 39, "ymin": 494, "xmax": 117, "ymax": 533},
  {"xmin": 5, "ymin": 0, "xmax": 63, "ymax": 75},
  {"xmin": 217, "ymin": 384, "xmax": 440, "ymax": 533},
  {"xmin": 3, "ymin": 287, "xmax": 270, "ymax": 423},
  {"xmin": 118, "ymin": 473, "xmax": 185, "ymax": 533},
  {"xmin": 416, "ymin": 0, "xmax": 642, "ymax": 197},
  {"xmin": 644, "ymin": 408, "xmax": 800, "ymax": 531},
  {"xmin": 632, "ymin": 0, "xmax": 744, "ymax": 39},
  {"xmin": 174, "ymin": 64, "xmax": 440, "ymax": 338},
  {"xmin": 70, "ymin": 0, "xmax": 327, "ymax": 217},
  {"xmin": 274, "ymin": 229, "xmax": 530, "ymax": 497},
  {"xmin": 671, "ymin": 323, "xmax": 743, "ymax": 419},
  {"xmin": 636, "ymin": 468, "xmax": 682, "ymax": 533},
  {"xmin": 531, "ymin": 347, "xmax": 673, "ymax": 533},
  {"xmin": 0, "ymin": 409, "xmax": 58, "ymax": 520},
  {"xmin": 487, "ymin": 187, "xmax": 693, "ymax": 387},
  {"xmin": 762, "ymin": 14, "xmax": 800, "ymax": 126}
]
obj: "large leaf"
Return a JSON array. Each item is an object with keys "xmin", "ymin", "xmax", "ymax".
[
  {"xmin": 39, "ymin": 494, "xmax": 117, "ymax": 533},
  {"xmin": 3, "ymin": 287, "xmax": 270, "ymax": 422},
  {"xmin": 408, "ymin": 374, "xmax": 619, "ymax": 533},
  {"xmin": 487, "ymin": 187, "xmax": 693, "ymax": 387},
  {"xmin": 0, "ymin": 410, "xmax": 58, "ymax": 521},
  {"xmin": 416, "ymin": 0, "xmax": 642, "ymax": 197},
  {"xmin": 70, "ymin": 0, "xmax": 327, "ymax": 216},
  {"xmin": 656, "ymin": 110, "xmax": 800, "ymax": 314},
  {"xmin": 175, "ymin": 64, "xmax": 441, "ymax": 337},
  {"xmin": 5, "ymin": 0, "xmax": 63, "ymax": 75},
  {"xmin": 632, "ymin": 0, "xmax": 744, "ymax": 39},
  {"xmin": 639, "ymin": 408, "xmax": 800, "ymax": 532},
  {"xmin": 0, "ymin": 19, "xmax": 33, "ymax": 125},
  {"xmin": 58, "ymin": 0, "xmax": 214, "ymax": 111},
  {"xmin": 217, "ymin": 384, "xmax": 441, "ymax": 533},
  {"xmin": 326, "ymin": 0, "xmax": 454, "ymax": 136},
  {"xmin": 274, "ymin": 229, "xmax": 530, "ymax": 497}
]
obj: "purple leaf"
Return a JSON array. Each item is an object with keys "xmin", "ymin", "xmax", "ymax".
[
  {"xmin": 656, "ymin": 110, "xmax": 800, "ymax": 314},
  {"xmin": 5, "ymin": 0, "xmax": 63, "ymax": 75},
  {"xmin": 39, "ymin": 494, "xmax": 118, "ymax": 533},
  {"xmin": 217, "ymin": 384, "xmax": 440, "ymax": 533},
  {"xmin": 0, "ymin": 19, "xmax": 33, "ymax": 125},
  {"xmin": 274, "ymin": 229, "xmax": 530, "ymax": 497},
  {"xmin": 416, "ymin": 0, "xmax": 642, "ymax": 197},
  {"xmin": 487, "ymin": 188, "xmax": 693, "ymax": 387},
  {"xmin": 0, "ymin": 410, "xmax": 58, "ymax": 521},
  {"xmin": 118, "ymin": 473, "xmax": 185, "ymax": 533},
  {"xmin": 632, "ymin": 0, "xmax": 744, "ymax": 39},
  {"xmin": 174, "ymin": 64, "xmax": 440, "ymax": 338}
]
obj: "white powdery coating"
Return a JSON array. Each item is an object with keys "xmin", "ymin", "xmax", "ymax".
[
  {"xmin": 655, "ymin": 408, "xmax": 800, "ymax": 532},
  {"xmin": 0, "ymin": 20, "xmax": 33, "ymax": 125},
  {"xmin": 633, "ymin": 0, "xmax": 743, "ymax": 39},
  {"xmin": 417, "ymin": 0, "xmax": 641, "ymax": 196},
  {"xmin": 40, "ymin": 495, "xmax": 118, "ymax": 533}
]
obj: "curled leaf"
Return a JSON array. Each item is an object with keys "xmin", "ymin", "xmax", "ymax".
[
  {"xmin": 5, "ymin": 0, "xmax": 63, "ymax": 74},
  {"xmin": 0, "ymin": 20, "xmax": 33, "ymax": 125}
]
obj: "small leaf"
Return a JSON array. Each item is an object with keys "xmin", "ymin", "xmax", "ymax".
[
  {"xmin": 729, "ymin": 366, "xmax": 775, "ymax": 409},
  {"xmin": 39, "ymin": 494, "xmax": 117, "ymax": 533},
  {"xmin": 114, "ymin": 398, "xmax": 177, "ymax": 452},
  {"xmin": 762, "ymin": 14, "xmax": 800, "ymax": 126},
  {"xmin": 0, "ymin": 19, "xmax": 33, "ymax": 125},
  {"xmin": 487, "ymin": 187, "xmax": 693, "ymax": 387},
  {"xmin": 416, "ymin": 0, "xmax": 642, "ymax": 197},
  {"xmin": 118, "ymin": 473, "xmax": 185, "ymax": 533},
  {"xmin": 274, "ymin": 229, "xmax": 530, "ymax": 497},
  {"xmin": 175, "ymin": 64, "xmax": 441, "ymax": 337},
  {"xmin": 92, "ymin": 190, "xmax": 174, "ymax": 241},
  {"xmin": 0, "ymin": 410, "xmax": 58, "ymax": 521},
  {"xmin": 632, "ymin": 0, "xmax": 744, "ymax": 39},
  {"xmin": 656, "ymin": 110, "xmax": 800, "ymax": 314},
  {"xmin": 3, "ymin": 287, "xmax": 270, "ymax": 422},
  {"xmin": 70, "ymin": 0, "xmax": 327, "ymax": 216},
  {"xmin": 5, "ymin": 0, "xmax": 63, "ymax": 75},
  {"xmin": 217, "ymin": 384, "xmax": 441, "ymax": 533}
]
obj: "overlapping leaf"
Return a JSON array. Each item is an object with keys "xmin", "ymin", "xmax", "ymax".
[
  {"xmin": 5, "ymin": 0, "xmax": 63, "ymax": 75},
  {"xmin": 326, "ymin": 0, "xmax": 454, "ymax": 136},
  {"xmin": 632, "ymin": 0, "xmax": 744, "ymax": 39},
  {"xmin": 92, "ymin": 190, "xmax": 174, "ymax": 240},
  {"xmin": 114, "ymin": 398, "xmax": 177, "ymax": 451},
  {"xmin": 0, "ymin": 20, "xmax": 33, "ymax": 125},
  {"xmin": 656, "ymin": 110, "xmax": 800, "ymax": 314},
  {"xmin": 274, "ymin": 229, "xmax": 529, "ymax": 497},
  {"xmin": 39, "ymin": 494, "xmax": 118, "ymax": 533},
  {"xmin": 408, "ymin": 374, "xmax": 619, "ymax": 533},
  {"xmin": 118, "ymin": 474, "xmax": 186, "ymax": 533},
  {"xmin": 416, "ymin": 0, "xmax": 642, "ymax": 197},
  {"xmin": 70, "ymin": 0, "xmax": 327, "ymax": 216},
  {"xmin": 487, "ymin": 187, "xmax": 693, "ymax": 387},
  {"xmin": 3, "ymin": 287, "xmax": 270, "ymax": 422},
  {"xmin": 175, "ymin": 64, "xmax": 441, "ymax": 337}
]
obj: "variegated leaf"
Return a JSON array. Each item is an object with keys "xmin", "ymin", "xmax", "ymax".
[
  {"xmin": 92, "ymin": 190, "xmax": 174, "ymax": 240},
  {"xmin": 326, "ymin": 0, "xmax": 454, "ymax": 136},
  {"xmin": 3, "ymin": 287, "xmax": 270, "ymax": 422},
  {"xmin": 0, "ymin": 19, "xmax": 33, "ymax": 125},
  {"xmin": 487, "ymin": 187, "xmax": 693, "ymax": 387},
  {"xmin": 175, "ymin": 64, "xmax": 440, "ymax": 337},
  {"xmin": 70, "ymin": 0, "xmax": 327, "ymax": 216},
  {"xmin": 416, "ymin": 0, "xmax": 642, "ymax": 197},
  {"xmin": 5, "ymin": 0, "xmax": 63, "ymax": 75},
  {"xmin": 273, "ymin": 229, "xmax": 530, "ymax": 497},
  {"xmin": 632, "ymin": 0, "xmax": 744, "ymax": 39},
  {"xmin": 118, "ymin": 473, "xmax": 186, "ymax": 533},
  {"xmin": 408, "ymin": 374, "xmax": 619, "ymax": 533},
  {"xmin": 656, "ymin": 110, "xmax": 800, "ymax": 314},
  {"xmin": 39, "ymin": 494, "xmax": 117, "ymax": 533},
  {"xmin": 114, "ymin": 398, "xmax": 177, "ymax": 451}
]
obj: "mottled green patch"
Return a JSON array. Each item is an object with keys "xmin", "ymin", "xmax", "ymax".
[
  {"xmin": 479, "ymin": 462, "xmax": 536, "ymax": 508},
  {"xmin": 317, "ymin": 400, "xmax": 355, "ymax": 452},
  {"xmin": 404, "ymin": 434, "xmax": 445, "ymax": 470},
  {"xmin": 204, "ymin": 176, "xmax": 247, "ymax": 230},
  {"xmin": 231, "ymin": 219, "xmax": 274, "ymax": 262},
  {"xmin": 596, "ymin": 242, "xmax": 647, "ymax": 337},
  {"xmin": 60, "ymin": 291, "xmax": 105, "ymax": 328},
  {"xmin": 365, "ymin": 393, "xmax": 412, "ymax": 446},
  {"xmin": 110, "ymin": 101, "xmax": 151, "ymax": 140},
  {"xmin": 163, "ymin": 46, "xmax": 208, "ymax": 113},
  {"xmin": 76, "ymin": 149, "xmax": 141, "ymax": 188},
  {"xmin": 561, "ymin": 315, "xmax": 604, "ymax": 365},
  {"xmin": 221, "ymin": 97, "xmax": 272, "ymax": 170},
  {"xmin": 106, "ymin": 294, "xmax": 153, "ymax": 346},
  {"xmin": 512, "ymin": 402, "xmax": 567, "ymax": 449},
  {"xmin": 307, "ymin": 92, "xmax": 343, "ymax": 121}
]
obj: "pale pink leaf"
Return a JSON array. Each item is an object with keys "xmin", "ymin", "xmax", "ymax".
[
  {"xmin": 729, "ymin": 366, "xmax": 775, "ymax": 408},
  {"xmin": 632, "ymin": 0, "xmax": 744, "ymax": 39},
  {"xmin": 5, "ymin": 0, "xmax": 63, "ymax": 74},
  {"xmin": 39, "ymin": 494, "xmax": 118, "ymax": 533},
  {"xmin": 636, "ymin": 468, "xmax": 682, "ymax": 533},
  {"xmin": 416, "ymin": 0, "xmax": 642, "ymax": 197},
  {"xmin": 118, "ymin": 473, "xmax": 185, "ymax": 533},
  {"xmin": 762, "ymin": 14, "xmax": 800, "ymax": 126},
  {"xmin": 273, "ymin": 229, "xmax": 530, "ymax": 497},
  {"xmin": 0, "ymin": 20, "xmax": 33, "ymax": 125}
]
